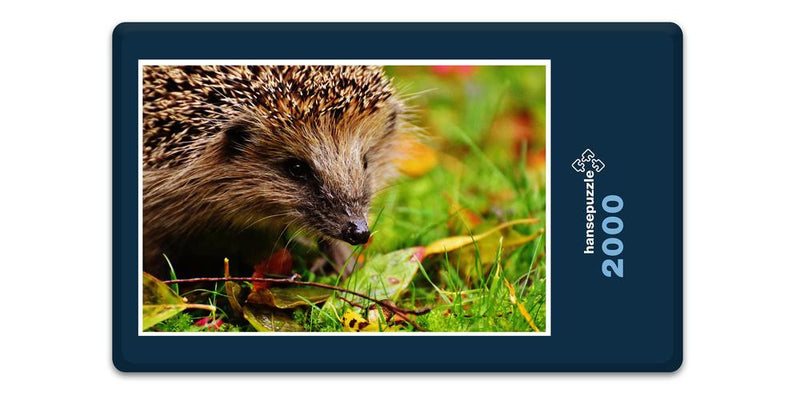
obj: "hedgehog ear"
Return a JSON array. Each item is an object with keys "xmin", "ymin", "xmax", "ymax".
[{"xmin": 222, "ymin": 123, "xmax": 251, "ymax": 159}]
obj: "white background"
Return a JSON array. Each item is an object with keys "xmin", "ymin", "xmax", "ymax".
[{"xmin": 2, "ymin": 1, "xmax": 798, "ymax": 398}]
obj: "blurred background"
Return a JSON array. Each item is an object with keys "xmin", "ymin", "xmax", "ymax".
[{"xmin": 374, "ymin": 65, "xmax": 548, "ymax": 251}]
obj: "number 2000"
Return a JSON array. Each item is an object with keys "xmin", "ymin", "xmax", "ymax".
[{"xmin": 601, "ymin": 195, "xmax": 624, "ymax": 278}]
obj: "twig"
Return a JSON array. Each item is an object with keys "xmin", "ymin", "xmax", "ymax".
[
  {"xmin": 391, "ymin": 311, "xmax": 427, "ymax": 332},
  {"xmin": 337, "ymin": 295, "xmax": 367, "ymax": 309},
  {"xmin": 163, "ymin": 276, "xmax": 432, "ymax": 317}
]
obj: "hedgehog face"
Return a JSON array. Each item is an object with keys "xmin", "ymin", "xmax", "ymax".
[
  {"xmin": 218, "ymin": 108, "xmax": 400, "ymax": 246},
  {"xmin": 143, "ymin": 65, "xmax": 409, "ymax": 273}
]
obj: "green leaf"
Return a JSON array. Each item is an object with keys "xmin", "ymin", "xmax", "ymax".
[
  {"xmin": 346, "ymin": 247, "xmax": 421, "ymax": 301},
  {"xmin": 224, "ymin": 281, "xmax": 244, "ymax": 316},
  {"xmin": 142, "ymin": 272, "xmax": 215, "ymax": 330},
  {"xmin": 246, "ymin": 286, "xmax": 331, "ymax": 309},
  {"xmin": 243, "ymin": 305, "xmax": 305, "ymax": 332},
  {"xmin": 325, "ymin": 247, "xmax": 421, "ymax": 312}
]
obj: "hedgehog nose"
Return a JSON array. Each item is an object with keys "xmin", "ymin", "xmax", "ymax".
[{"xmin": 341, "ymin": 218, "xmax": 371, "ymax": 245}]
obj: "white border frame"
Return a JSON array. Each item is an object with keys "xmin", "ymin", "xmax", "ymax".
[{"xmin": 138, "ymin": 60, "xmax": 551, "ymax": 336}]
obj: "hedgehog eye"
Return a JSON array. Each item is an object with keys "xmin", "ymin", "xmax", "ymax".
[
  {"xmin": 362, "ymin": 154, "xmax": 369, "ymax": 170},
  {"xmin": 283, "ymin": 158, "xmax": 313, "ymax": 181}
]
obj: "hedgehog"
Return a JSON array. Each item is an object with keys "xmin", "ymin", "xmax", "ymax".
[{"xmin": 142, "ymin": 65, "xmax": 409, "ymax": 278}]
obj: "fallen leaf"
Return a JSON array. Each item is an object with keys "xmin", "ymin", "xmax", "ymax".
[
  {"xmin": 341, "ymin": 309, "xmax": 401, "ymax": 332},
  {"xmin": 324, "ymin": 247, "xmax": 422, "ymax": 312},
  {"xmin": 341, "ymin": 247, "xmax": 421, "ymax": 302},
  {"xmin": 243, "ymin": 305, "xmax": 304, "ymax": 332},
  {"xmin": 412, "ymin": 246, "xmax": 427, "ymax": 262},
  {"xmin": 252, "ymin": 248, "xmax": 293, "ymax": 290},
  {"xmin": 142, "ymin": 272, "xmax": 215, "ymax": 330},
  {"xmin": 455, "ymin": 229, "xmax": 544, "ymax": 277},
  {"xmin": 225, "ymin": 281, "xmax": 244, "ymax": 315},
  {"xmin": 424, "ymin": 218, "xmax": 540, "ymax": 255},
  {"xmin": 246, "ymin": 285, "xmax": 331, "ymax": 308}
]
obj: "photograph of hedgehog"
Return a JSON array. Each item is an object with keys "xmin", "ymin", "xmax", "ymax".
[{"xmin": 141, "ymin": 64, "xmax": 548, "ymax": 333}]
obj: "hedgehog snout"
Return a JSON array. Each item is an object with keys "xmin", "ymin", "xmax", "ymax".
[{"xmin": 340, "ymin": 217, "xmax": 371, "ymax": 245}]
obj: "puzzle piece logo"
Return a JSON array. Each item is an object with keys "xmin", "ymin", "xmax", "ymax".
[
  {"xmin": 571, "ymin": 159, "xmax": 586, "ymax": 172},
  {"xmin": 572, "ymin": 149, "xmax": 605, "ymax": 173},
  {"xmin": 590, "ymin": 158, "xmax": 605, "ymax": 172}
]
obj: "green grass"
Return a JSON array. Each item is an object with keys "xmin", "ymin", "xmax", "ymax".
[{"xmin": 149, "ymin": 65, "xmax": 547, "ymax": 333}]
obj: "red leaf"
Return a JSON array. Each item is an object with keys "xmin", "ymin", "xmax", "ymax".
[
  {"xmin": 411, "ymin": 246, "xmax": 426, "ymax": 262},
  {"xmin": 252, "ymin": 248, "xmax": 293, "ymax": 290}
]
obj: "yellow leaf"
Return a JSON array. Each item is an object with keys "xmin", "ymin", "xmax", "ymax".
[
  {"xmin": 425, "ymin": 218, "xmax": 540, "ymax": 255},
  {"xmin": 142, "ymin": 272, "xmax": 215, "ymax": 330},
  {"xmin": 504, "ymin": 230, "xmax": 545, "ymax": 249},
  {"xmin": 341, "ymin": 309, "xmax": 401, "ymax": 332},
  {"xmin": 396, "ymin": 137, "xmax": 437, "ymax": 177},
  {"xmin": 453, "ymin": 229, "xmax": 544, "ymax": 278}
]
